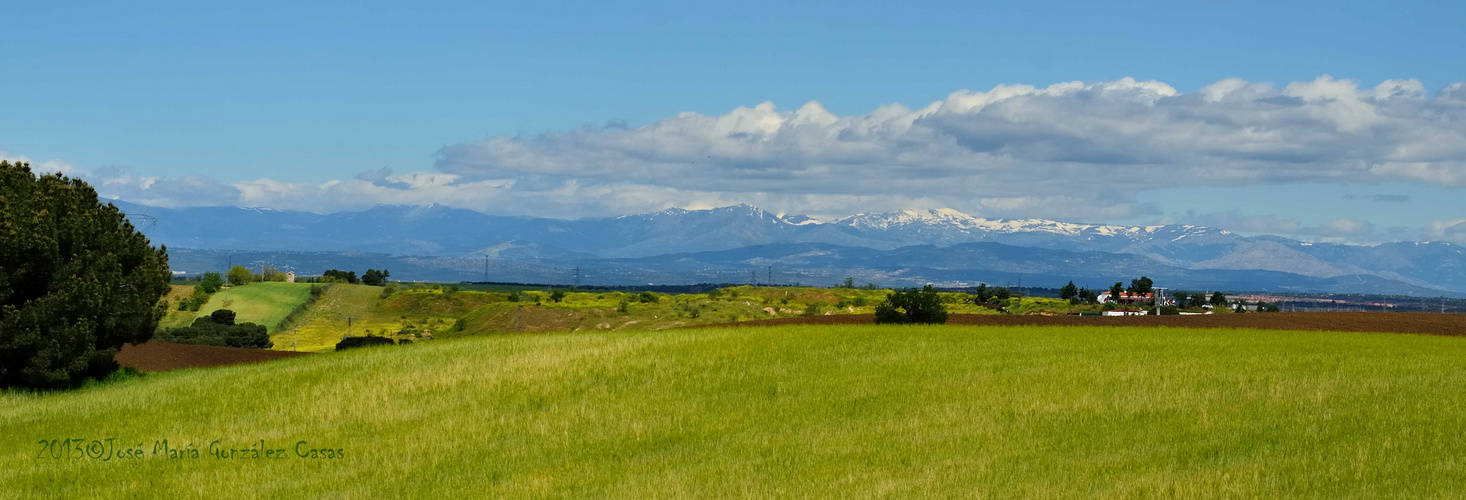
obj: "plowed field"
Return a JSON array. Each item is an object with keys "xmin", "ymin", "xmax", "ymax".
[{"xmin": 115, "ymin": 342, "xmax": 309, "ymax": 372}]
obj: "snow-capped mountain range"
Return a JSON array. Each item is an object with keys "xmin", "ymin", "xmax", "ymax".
[{"xmin": 115, "ymin": 201, "xmax": 1466, "ymax": 294}]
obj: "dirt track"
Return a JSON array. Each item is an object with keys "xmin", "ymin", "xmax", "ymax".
[
  {"xmin": 724, "ymin": 312, "xmax": 1466, "ymax": 337},
  {"xmin": 115, "ymin": 342, "xmax": 309, "ymax": 372}
]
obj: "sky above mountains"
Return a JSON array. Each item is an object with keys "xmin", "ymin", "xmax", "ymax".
[{"xmin": 3, "ymin": 1, "xmax": 1464, "ymax": 245}]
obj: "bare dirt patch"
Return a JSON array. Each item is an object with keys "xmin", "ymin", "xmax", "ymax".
[
  {"xmin": 115, "ymin": 342, "xmax": 309, "ymax": 372},
  {"xmin": 720, "ymin": 312, "xmax": 1466, "ymax": 337}
]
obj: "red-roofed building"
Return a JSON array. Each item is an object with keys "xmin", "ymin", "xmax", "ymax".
[{"xmin": 1097, "ymin": 291, "xmax": 1154, "ymax": 304}]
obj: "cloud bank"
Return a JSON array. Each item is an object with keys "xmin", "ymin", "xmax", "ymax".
[{"xmin": 7, "ymin": 75, "xmax": 1466, "ymax": 241}]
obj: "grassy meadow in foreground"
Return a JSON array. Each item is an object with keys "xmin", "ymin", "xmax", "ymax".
[{"xmin": 7, "ymin": 325, "xmax": 1466, "ymax": 497}]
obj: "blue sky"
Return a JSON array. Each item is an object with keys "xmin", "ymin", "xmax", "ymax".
[{"xmin": 3, "ymin": 1, "xmax": 1465, "ymax": 243}]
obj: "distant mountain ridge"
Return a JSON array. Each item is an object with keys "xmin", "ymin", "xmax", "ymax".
[{"xmin": 113, "ymin": 201, "xmax": 1466, "ymax": 294}]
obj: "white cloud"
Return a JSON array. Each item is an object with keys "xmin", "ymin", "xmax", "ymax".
[
  {"xmin": 8, "ymin": 75, "xmax": 1466, "ymax": 229},
  {"xmin": 1429, "ymin": 219, "xmax": 1466, "ymax": 245},
  {"xmin": 433, "ymin": 76, "xmax": 1466, "ymax": 220}
]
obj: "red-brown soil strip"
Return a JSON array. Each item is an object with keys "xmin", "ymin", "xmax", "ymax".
[
  {"xmin": 115, "ymin": 342, "xmax": 309, "ymax": 372},
  {"xmin": 720, "ymin": 312, "xmax": 1466, "ymax": 337}
]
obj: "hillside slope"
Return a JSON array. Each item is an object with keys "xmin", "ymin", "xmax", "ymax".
[{"xmin": 161, "ymin": 282, "xmax": 315, "ymax": 333}]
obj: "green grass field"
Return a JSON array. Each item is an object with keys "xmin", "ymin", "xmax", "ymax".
[
  {"xmin": 278, "ymin": 284, "xmax": 489, "ymax": 352},
  {"xmin": 6, "ymin": 325, "xmax": 1466, "ymax": 497},
  {"xmin": 157, "ymin": 282, "xmax": 316, "ymax": 333},
  {"xmin": 199, "ymin": 282, "xmax": 315, "ymax": 332},
  {"xmin": 169, "ymin": 283, "xmax": 1034, "ymax": 352}
]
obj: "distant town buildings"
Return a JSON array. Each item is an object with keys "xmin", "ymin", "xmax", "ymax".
[{"xmin": 1096, "ymin": 292, "xmax": 1154, "ymax": 304}]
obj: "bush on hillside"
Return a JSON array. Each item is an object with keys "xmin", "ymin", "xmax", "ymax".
[
  {"xmin": 178, "ymin": 286, "xmax": 212, "ymax": 311},
  {"xmin": 322, "ymin": 269, "xmax": 358, "ymax": 284},
  {"xmin": 227, "ymin": 265, "xmax": 253, "ymax": 286},
  {"xmin": 874, "ymin": 285, "xmax": 948, "ymax": 325},
  {"xmin": 198, "ymin": 272, "xmax": 224, "ymax": 294},
  {"xmin": 1, "ymin": 161, "xmax": 172, "ymax": 389},
  {"xmin": 336, "ymin": 336, "xmax": 395, "ymax": 351},
  {"xmin": 155, "ymin": 308, "xmax": 272, "ymax": 349}
]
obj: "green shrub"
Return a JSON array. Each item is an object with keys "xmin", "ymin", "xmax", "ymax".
[
  {"xmin": 874, "ymin": 285, "xmax": 948, "ymax": 325},
  {"xmin": 155, "ymin": 309, "xmax": 272, "ymax": 349},
  {"xmin": 637, "ymin": 292, "xmax": 659, "ymax": 303},
  {"xmin": 335, "ymin": 336, "xmax": 394, "ymax": 351},
  {"xmin": 198, "ymin": 272, "xmax": 224, "ymax": 294},
  {"xmin": 227, "ymin": 265, "xmax": 253, "ymax": 286}
]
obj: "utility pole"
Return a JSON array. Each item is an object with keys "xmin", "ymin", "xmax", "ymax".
[
  {"xmin": 574, "ymin": 267, "xmax": 582, "ymax": 288},
  {"xmin": 767, "ymin": 266, "xmax": 773, "ymax": 286},
  {"xmin": 751, "ymin": 270, "xmax": 757, "ymax": 285},
  {"xmin": 484, "ymin": 252, "xmax": 489, "ymax": 282}
]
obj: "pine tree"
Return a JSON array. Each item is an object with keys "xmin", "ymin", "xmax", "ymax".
[{"xmin": 1, "ymin": 161, "xmax": 171, "ymax": 388}]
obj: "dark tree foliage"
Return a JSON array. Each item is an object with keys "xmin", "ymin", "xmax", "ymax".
[
  {"xmin": 1210, "ymin": 291, "xmax": 1228, "ymax": 306},
  {"xmin": 336, "ymin": 336, "xmax": 395, "ymax": 351},
  {"xmin": 198, "ymin": 272, "xmax": 224, "ymax": 294},
  {"xmin": 549, "ymin": 290, "xmax": 566, "ymax": 303},
  {"xmin": 974, "ymin": 283, "xmax": 990, "ymax": 302},
  {"xmin": 1109, "ymin": 282, "xmax": 1125, "ymax": 301},
  {"xmin": 1, "ymin": 161, "xmax": 172, "ymax": 389},
  {"xmin": 1072, "ymin": 287, "xmax": 1098, "ymax": 304},
  {"xmin": 360, "ymin": 269, "xmax": 390, "ymax": 286},
  {"xmin": 874, "ymin": 285, "xmax": 948, "ymax": 325},
  {"xmin": 1127, "ymin": 276, "xmax": 1154, "ymax": 295},
  {"xmin": 154, "ymin": 309, "xmax": 271, "ymax": 348},
  {"xmin": 322, "ymin": 269, "xmax": 358, "ymax": 284},
  {"xmin": 209, "ymin": 309, "xmax": 236, "ymax": 326},
  {"xmin": 1059, "ymin": 281, "xmax": 1078, "ymax": 301},
  {"xmin": 993, "ymin": 287, "xmax": 1011, "ymax": 300}
]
